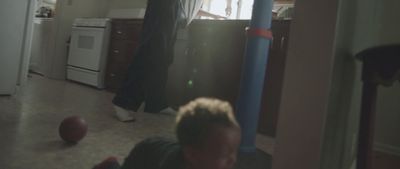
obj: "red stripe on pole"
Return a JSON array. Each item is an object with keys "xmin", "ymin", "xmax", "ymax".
[{"xmin": 246, "ymin": 27, "xmax": 273, "ymax": 39}]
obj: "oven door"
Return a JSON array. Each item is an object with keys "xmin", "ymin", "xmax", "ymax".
[{"xmin": 67, "ymin": 26, "xmax": 106, "ymax": 71}]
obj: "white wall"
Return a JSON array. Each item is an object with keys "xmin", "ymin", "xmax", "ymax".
[
  {"xmin": 320, "ymin": 0, "xmax": 400, "ymax": 169},
  {"xmin": 18, "ymin": 0, "xmax": 36, "ymax": 86},
  {"xmin": 351, "ymin": 0, "xmax": 400, "ymax": 158},
  {"xmin": 49, "ymin": 0, "xmax": 108, "ymax": 79},
  {"xmin": 272, "ymin": 0, "xmax": 340, "ymax": 168},
  {"xmin": 375, "ymin": 84, "xmax": 400, "ymax": 156},
  {"xmin": 369, "ymin": 0, "xmax": 400, "ymax": 157},
  {"xmin": 0, "ymin": 0, "xmax": 33, "ymax": 94},
  {"xmin": 43, "ymin": 0, "xmax": 57, "ymax": 4},
  {"xmin": 108, "ymin": 0, "xmax": 147, "ymax": 9},
  {"xmin": 319, "ymin": 0, "xmax": 362, "ymax": 168},
  {"xmin": 369, "ymin": 0, "xmax": 400, "ymax": 46},
  {"xmin": 273, "ymin": 0, "xmax": 400, "ymax": 168},
  {"xmin": 106, "ymin": 0, "xmax": 147, "ymax": 18},
  {"xmin": 351, "ymin": 0, "xmax": 381, "ymax": 54}
]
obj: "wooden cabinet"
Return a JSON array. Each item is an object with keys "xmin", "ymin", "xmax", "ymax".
[
  {"xmin": 168, "ymin": 20, "xmax": 248, "ymax": 105},
  {"xmin": 165, "ymin": 29, "xmax": 191, "ymax": 106},
  {"xmin": 104, "ymin": 19, "xmax": 291, "ymax": 137},
  {"xmin": 167, "ymin": 19, "xmax": 291, "ymax": 137},
  {"xmin": 258, "ymin": 20, "xmax": 291, "ymax": 136},
  {"xmin": 105, "ymin": 19, "xmax": 143, "ymax": 92}
]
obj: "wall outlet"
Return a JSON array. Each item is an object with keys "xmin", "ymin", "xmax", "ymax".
[{"xmin": 67, "ymin": 0, "xmax": 73, "ymax": 6}]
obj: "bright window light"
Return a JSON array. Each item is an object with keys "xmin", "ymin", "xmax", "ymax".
[
  {"xmin": 238, "ymin": 0, "xmax": 254, "ymax": 19},
  {"xmin": 202, "ymin": 0, "xmax": 254, "ymax": 20}
]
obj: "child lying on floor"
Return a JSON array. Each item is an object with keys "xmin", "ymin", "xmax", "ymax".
[{"xmin": 93, "ymin": 98, "xmax": 241, "ymax": 169}]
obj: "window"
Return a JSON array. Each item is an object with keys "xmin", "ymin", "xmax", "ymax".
[
  {"xmin": 202, "ymin": 0, "xmax": 255, "ymax": 20},
  {"xmin": 203, "ymin": 0, "xmax": 295, "ymax": 20},
  {"xmin": 239, "ymin": 0, "xmax": 255, "ymax": 19}
]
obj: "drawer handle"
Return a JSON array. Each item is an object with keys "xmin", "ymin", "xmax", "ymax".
[
  {"xmin": 117, "ymin": 31, "xmax": 122, "ymax": 34},
  {"xmin": 270, "ymin": 37, "xmax": 274, "ymax": 49},
  {"xmin": 280, "ymin": 37, "xmax": 286, "ymax": 49},
  {"xmin": 113, "ymin": 50, "xmax": 119, "ymax": 54},
  {"xmin": 110, "ymin": 74, "xmax": 116, "ymax": 77}
]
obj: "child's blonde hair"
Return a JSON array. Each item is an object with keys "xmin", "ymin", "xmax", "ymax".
[{"xmin": 176, "ymin": 98, "xmax": 240, "ymax": 146}]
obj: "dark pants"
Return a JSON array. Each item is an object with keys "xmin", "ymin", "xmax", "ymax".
[
  {"xmin": 112, "ymin": 42, "xmax": 170, "ymax": 113},
  {"xmin": 112, "ymin": 0, "xmax": 180, "ymax": 113}
]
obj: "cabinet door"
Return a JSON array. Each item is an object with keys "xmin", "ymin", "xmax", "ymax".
[
  {"xmin": 258, "ymin": 20, "xmax": 291, "ymax": 136},
  {"xmin": 108, "ymin": 40, "xmax": 138, "ymax": 64},
  {"xmin": 105, "ymin": 19, "xmax": 143, "ymax": 92},
  {"xmin": 111, "ymin": 20, "xmax": 143, "ymax": 40},
  {"xmin": 105, "ymin": 40, "xmax": 139, "ymax": 92},
  {"xmin": 185, "ymin": 20, "xmax": 249, "ymax": 105},
  {"xmin": 105, "ymin": 61, "xmax": 128, "ymax": 92},
  {"xmin": 166, "ymin": 37, "xmax": 190, "ymax": 107}
]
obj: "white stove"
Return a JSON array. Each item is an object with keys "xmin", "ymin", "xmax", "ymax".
[
  {"xmin": 73, "ymin": 18, "xmax": 110, "ymax": 27},
  {"xmin": 67, "ymin": 18, "xmax": 111, "ymax": 88}
]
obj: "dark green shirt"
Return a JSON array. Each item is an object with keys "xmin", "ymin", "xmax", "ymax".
[{"xmin": 120, "ymin": 137, "xmax": 184, "ymax": 169}]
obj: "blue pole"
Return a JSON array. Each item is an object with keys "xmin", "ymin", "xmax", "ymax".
[{"xmin": 236, "ymin": 0, "xmax": 274, "ymax": 152}]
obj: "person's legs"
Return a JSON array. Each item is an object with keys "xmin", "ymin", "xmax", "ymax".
[
  {"xmin": 112, "ymin": 62, "xmax": 145, "ymax": 121},
  {"xmin": 143, "ymin": 62, "xmax": 169, "ymax": 113},
  {"xmin": 112, "ymin": 64, "xmax": 145, "ymax": 112},
  {"xmin": 112, "ymin": 42, "xmax": 151, "ymax": 112},
  {"xmin": 112, "ymin": 44, "xmax": 149, "ymax": 121},
  {"xmin": 141, "ymin": 8, "xmax": 179, "ymax": 113},
  {"xmin": 114, "ymin": 0, "xmax": 179, "ymax": 114},
  {"xmin": 111, "ymin": 0, "xmax": 162, "ymax": 112}
]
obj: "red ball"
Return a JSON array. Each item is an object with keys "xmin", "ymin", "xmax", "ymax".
[{"xmin": 59, "ymin": 116, "xmax": 88, "ymax": 143}]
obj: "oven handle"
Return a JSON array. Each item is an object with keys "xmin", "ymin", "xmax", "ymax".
[{"xmin": 72, "ymin": 26, "xmax": 105, "ymax": 31}]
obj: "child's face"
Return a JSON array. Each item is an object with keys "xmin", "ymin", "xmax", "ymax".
[{"xmin": 186, "ymin": 126, "xmax": 241, "ymax": 169}]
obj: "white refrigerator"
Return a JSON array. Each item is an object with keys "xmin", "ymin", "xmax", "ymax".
[{"xmin": 0, "ymin": 0, "xmax": 35, "ymax": 95}]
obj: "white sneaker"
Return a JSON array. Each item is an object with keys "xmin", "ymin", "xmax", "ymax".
[
  {"xmin": 114, "ymin": 106, "xmax": 135, "ymax": 122},
  {"xmin": 159, "ymin": 107, "xmax": 177, "ymax": 115},
  {"xmin": 137, "ymin": 102, "xmax": 145, "ymax": 112}
]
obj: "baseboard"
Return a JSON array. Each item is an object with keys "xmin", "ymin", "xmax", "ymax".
[{"xmin": 374, "ymin": 142, "xmax": 400, "ymax": 156}]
